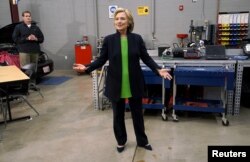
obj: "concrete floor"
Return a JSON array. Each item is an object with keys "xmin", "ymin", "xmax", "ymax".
[{"xmin": 1, "ymin": 70, "xmax": 250, "ymax": 162}]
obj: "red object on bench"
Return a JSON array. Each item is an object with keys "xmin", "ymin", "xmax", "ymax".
[{"xmin": 176, "ymin": 34, "xmax": 188, "ymax": 47}]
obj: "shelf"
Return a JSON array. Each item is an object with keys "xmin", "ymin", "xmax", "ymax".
[
  {"xmin": 218, "ymin": 28, "xmax": 248, "ymax": 31},
  {"xmin": 174, "ymin": 98, "xmax": 225, "ymax": 113},
  {"xmin": 143, "ymin": 103, "xmax": 164, "ymax": 109},
  {"xmin": 218, "ymin": 34, "xmax": 248, "ymax": 36},
  {"xmin": 174, "ymin": 105, "xmax": 225, "ymax": 113},
  {"xmin": 217, "ymin": 12, "xmax": 249, "ymax": 46},
  {"xmin": 126, "ymin": 101, "xmax": 164, "ymax": 109},
  {"xmin": 125, "ymin": 103, "xmax": 164, "ymax": 109}
]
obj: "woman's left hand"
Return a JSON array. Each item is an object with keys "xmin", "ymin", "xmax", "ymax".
[{"xmin": 158, "ymin": 69, "xmax": 172, "ymax": 80}]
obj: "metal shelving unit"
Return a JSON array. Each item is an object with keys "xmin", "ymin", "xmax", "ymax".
[
  {"xmin": 92, "ymin": 69, "xmax": 99, "ymax": 110},
  {"xmin": 234, "ymin": 60, "xmax": 250, "ymax": 115},
  {"xmin": 217, "ymin": 12, "xmax": 249, "ymax": 47}
]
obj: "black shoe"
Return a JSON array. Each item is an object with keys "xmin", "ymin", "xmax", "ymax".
[
  {"xmin": 117, "ymin": 145, "xmax": 125, "ymax": 153},
  {"xmin": 138, "ymin": 144, "xmax": 153, "ymax": 151},
  {"xmin": 144, "ymin": 144, "xmax": 153, "ymax": 151}
]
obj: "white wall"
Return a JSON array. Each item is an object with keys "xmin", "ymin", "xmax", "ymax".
[
  {"xmin": 1, "ymin": 0, "xmax": 249, "ymax": 69},
  {"xmin": 0, "ymin": 0, "xmax": 12, "ymax": 28}
]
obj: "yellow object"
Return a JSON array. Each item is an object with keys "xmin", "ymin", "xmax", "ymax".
[{"xmin": 137, "ymin": 6, "xmax": 149, "ymax": 15}]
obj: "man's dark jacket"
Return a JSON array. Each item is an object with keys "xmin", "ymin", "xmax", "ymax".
[
  {"xmin": 86, "ymin": 32, "xmax": 161, "ymax": 102},
  {"xmin": 12, "ymin": 22, "xmax": 44, "ymax": 53}
]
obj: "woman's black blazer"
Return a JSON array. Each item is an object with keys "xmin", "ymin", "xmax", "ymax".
[{"xmin": 86, "ymin": 32, "xmax": 160, "ymax": 102}]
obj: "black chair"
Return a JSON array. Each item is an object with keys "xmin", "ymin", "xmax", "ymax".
[
  {"xmin": 21, "ymin": 63, "xmax": 44, "ymax": 98},
  {"xmin": 6, "ymin": 81, "xmax": 40, "ymax": 117},
  {"xmin": 0, "ymin": 89, "xmax": 8, "ymax": 127},
  {"xmin": 0, "ymin": 82, "xmax": 39, "ymax": 127}
]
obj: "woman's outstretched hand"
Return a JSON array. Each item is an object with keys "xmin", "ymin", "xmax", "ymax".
[
  {"xmin": 73, "ymin": 63, "xmax": 87, "ymax": 73},
  {"xmin": 158, "ymin": 69, "xmax": 172, "ymax": 80}
]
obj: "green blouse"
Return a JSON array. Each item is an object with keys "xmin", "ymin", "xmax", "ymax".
[{"xmin": 120, "ymin": 36, "xmax": 132, "ymax": 98}]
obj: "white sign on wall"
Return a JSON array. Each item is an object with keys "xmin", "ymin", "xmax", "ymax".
[{"xmin": 109, "ymin": 5, "xmax": 118, "ymax": 19}]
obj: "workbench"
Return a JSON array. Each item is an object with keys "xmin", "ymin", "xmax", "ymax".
[{"xmin": 91, "ymin": 57, "xmax": 238, "ymax": 117}]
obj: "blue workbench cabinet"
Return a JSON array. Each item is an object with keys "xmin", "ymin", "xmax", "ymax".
[
  {"xmin": 172, "ymin": 66, "xmax": 235, "ymax": 126},
  {"xmin": 137, "ymin": 66, "xmax": 171, "ymax": 120}
]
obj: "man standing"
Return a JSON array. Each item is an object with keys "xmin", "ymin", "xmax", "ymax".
[{"xmin": 12, "ymin": 10, "xmax": 44, "ymax": 68}]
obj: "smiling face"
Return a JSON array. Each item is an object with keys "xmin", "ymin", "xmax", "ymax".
[{"xmin": 114, "ymin": 12, "xmax": 129, "ymax": 35}]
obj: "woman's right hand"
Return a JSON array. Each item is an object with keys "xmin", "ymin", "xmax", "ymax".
[{"xmin": 73, "ymin": 63, "xmax": 87, "ymax": 73}]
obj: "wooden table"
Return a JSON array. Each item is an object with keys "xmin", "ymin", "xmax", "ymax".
[
  {"xmin": 0, "ymin": 65, "xmax": 29, "ymax": 83},
  {"xmin": 0, "ymin": 65, "xmax": 30, "ymax": 123}
]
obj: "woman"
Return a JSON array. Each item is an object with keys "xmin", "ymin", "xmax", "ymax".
[{"xmin": 73, "ymin": 8, "xmax": 172, "ymax": 153}]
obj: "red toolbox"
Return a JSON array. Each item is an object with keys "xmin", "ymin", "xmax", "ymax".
[{"xmin": 74, "ymin": 44, "xmax": 92, "ymax": 65}]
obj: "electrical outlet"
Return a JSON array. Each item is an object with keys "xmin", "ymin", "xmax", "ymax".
[{"xmin": 65, "ymin": 56, "xmax": 68, "ymax": 60}]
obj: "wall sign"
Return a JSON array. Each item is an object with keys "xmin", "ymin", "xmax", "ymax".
[
  {"xmin": 109, "ymin": 5, "xmax": 118, "ymax": 19},
  {"xmin": 137, "ymin": 6, "xmax": 149, "ymax": 16}
]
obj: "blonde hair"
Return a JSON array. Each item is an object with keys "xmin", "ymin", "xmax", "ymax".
[{"xmin": 114, "ymin": 8, "xmax": 134, "ymax": 33}]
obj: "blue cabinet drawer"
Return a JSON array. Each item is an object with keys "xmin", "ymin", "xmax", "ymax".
[
  {"xmin": 142, "ymin": 66, "xmax": 171, "ymax": 88},
  {"xmin": 174, "ymin": 66, "xmax": 235, "ymax": 89}
]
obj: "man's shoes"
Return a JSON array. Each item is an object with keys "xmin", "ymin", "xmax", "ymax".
[
  {"xmin": 117, "ymin": 145, "xmax": 125, "ymax": 153},
  {"xmin": 138, "ymin": 144, "xmax": 153, "ymax": 151}
]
